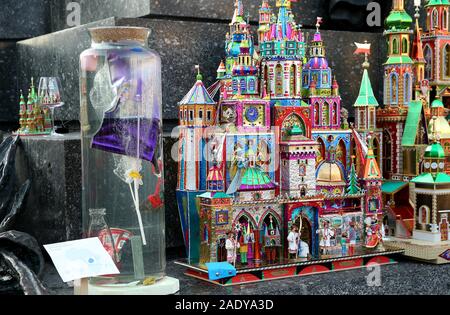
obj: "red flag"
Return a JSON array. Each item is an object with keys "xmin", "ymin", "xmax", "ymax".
[{"xmin": 354, "ymin": 42, "xmax": 371, "ymax": 55}]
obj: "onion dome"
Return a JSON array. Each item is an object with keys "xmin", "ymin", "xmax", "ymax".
[
  {"xmin": 425, "ymin": 0, "xmax": 450, "ymax": 7},
  {"xmin": 317, "ymin": 162, "xmax": 345, "ymax": 185},
  {"xmin": 385, "ymin": 10, "xmax": 412, "ymax": 30},
  {"xmin": 425, "ymin": 142, "xmax": 446, "ymax": 158},
  {"xmin": 432, "ymin": 99, "xmax": 444, "ymax": 108}
]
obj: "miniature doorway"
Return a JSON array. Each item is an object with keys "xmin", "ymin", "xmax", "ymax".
[
  {"xmin": 217, "ymin": 238, "xmax": 227, "ymax": 262},
  {"xmin": 294, "ymin": 215, "xmax": 313, "ymax": 254},
  {"xmin": 235, "ymin": 213, "xmax": 257, "ymax": 263}
]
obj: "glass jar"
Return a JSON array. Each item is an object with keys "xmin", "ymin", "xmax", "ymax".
[{"xmin": 79, "ymin": 27, "xmax": 165, "ymax": 287}]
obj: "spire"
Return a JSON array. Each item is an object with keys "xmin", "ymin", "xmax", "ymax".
[
  {"xmin": 354, "ymin": 45, "xmax": 379, "ymax": 108},
  {"xmin": 347, "ymin": 156, "xmax": 361, "ymax": 195},
  {"xmin": 412, "ymin": 1, "xmax": 425, "ymax": 62},
  {"xmin": 195, "ymin": 65, "xmax": 203, "ymax": 81},
  {"xmin": 363, "ymin": 134, "xmax": 382, "ymax": 179},
  {"xmin": 231, "ymin": 0, "xmax": 244, "ymax": 25},
  {"xmin": 19, "ymin": 90, "xmax": 25, "ymax": 106}
]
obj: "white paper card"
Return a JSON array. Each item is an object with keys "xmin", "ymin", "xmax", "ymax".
[{"xmin": 44, "ymin": 238, "xmax": 120, "ymax": 283}]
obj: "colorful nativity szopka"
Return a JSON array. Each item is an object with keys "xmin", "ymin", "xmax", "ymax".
[
  {"xmin": 14, "ymin": 77, "xmax": 52, "ymax": 136},
  {"xmin": 175, "ymin": 0, "xmax": 407, "ymax": 285},
  {"xmin": 380, "ymin": 0, "xmax": 450, "ymax": 264}
]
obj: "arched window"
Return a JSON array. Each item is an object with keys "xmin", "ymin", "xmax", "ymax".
[
  {"xmin": 433, "ymin": 9, "xmax": 439, "ymax": 29},
  {"xmin": 290, "ymin": 65, "xmax": 297, "ymax": 96},
  {"xmin": 390, "ymin": 73, "xmax": 399, "ymax": 104},
  {"xmin": 336, "ymin": 140, "xmax": 347, "ymax": 169},
  {"xmin": 232, "ymin": 79, "xmax": 238, "ymax": 93},
  {"xmin": 444, "ymin": 10, "xmax": 448, "ymax": 30},
  {"xmin": 275, "ymin": 64, "xmax": 283, "ymax": 96},
  {"xmin": 402, "ymin": 38, "xmax": 408, "ymax": 54},
  {"xmin": 444, "ymin": 44, "xmax": 450, "ymax": 78},
  {"xmin": 383, "ymin": 130, "xmax": 392, "ymax": 177},
  {"xmin": 314, "ymin": 102, "xmax": 320, "ymax": 125},
  {"xmin": 424, "ymin": 45, "xmax": 433, "ymax": 80},
  {"xmin": 316, "ymin": 137, "xmax": 326, "ymax": 165},
  {"xmin": 369, "ymin": 109, "xmax": 375, "ymax": 129},
  {"xmin": 322, "ymin": 102, "xmax": 330, "ymax": 126},
  {"xmin": 419, "ymin": 206, "xmax": 430, "ymax": 225},
  {"xmin": 392, "ymin": 38, "xmax": 399, "ymax": 54},
  {"xmin": 249, "ymin": 78, "xmax": 256, "ymax": 91},
  {"xmin": 332, "ymin": 102, "xmax": 338, "ymax": 125},
  {"xmin": 240, "ymin": 79, "xmax": 246, "ymax": 93},
  {"xmin": 264, "ymin": 65, "xmax": 270, "ymax": 95},
  {"xmin": 373, "ymin": 137, "xmax": 380, "ymax": 166},
  {"xmin": 404, "ymin": 73, "xmax": 412, "ymax": 103}
]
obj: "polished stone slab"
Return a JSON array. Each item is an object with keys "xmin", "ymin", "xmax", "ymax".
[
  {"xmin": 149, "ymin": 0, "xmax": 392, "ymax": 31},
  {"xmin": 13, "ymin": 133, "xmax": 83, "ymax": 245},
  {"xmin": 50, "ymin": 0, "xmax": 150, "ymax": 32},
  {"xmin": 0, "ymin": 0, "xmax": 51, "ymax": 39},
  {"xmin": 0, "ymin": 41, "xmax": 18, "ymax": 123}
]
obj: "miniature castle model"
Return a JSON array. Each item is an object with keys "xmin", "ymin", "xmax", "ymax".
[
  {"xmin": 177, "ymin": 0, "xmax": 450, "ymax": 267},
  {"xmin": 16, "ymin": 78, "xmax": 52, "ymax": 136},
  {"xmin": 176, "ymin": 0, "xmax": 385, "ymax": 266}
]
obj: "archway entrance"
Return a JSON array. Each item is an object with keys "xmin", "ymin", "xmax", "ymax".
[
  {"xmin": 294, "ymin": 215, "xmax": 312, "ymax": 254},
  {"xmin": 217, "ymin": 238, "xmax": 227, "ymax": 262}
]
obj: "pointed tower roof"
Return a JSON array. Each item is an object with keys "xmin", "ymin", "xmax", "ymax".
[
  {"xmin": 412, "ymin": 15, "xmax": 425, "ymax": 62},
  {"xmin": 363, "ymin": 136, "xmax": 382, "ymax": 180},
  {"xmin": 354, "ymin": 69, "xmax": 379, "ymax": 107},
  {"xmin": 231, "ymin": 0, "xmax": 245, "ymax": 25},
  {"xmin": 179, "ymin": 68, "xmax": 216, "ymax": 105}
]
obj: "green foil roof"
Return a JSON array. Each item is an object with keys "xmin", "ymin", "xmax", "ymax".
[
  {"xmin": 385, "ymin": 55, "xmax": 414, "ymax": 65},
  {"xmin": 411, "ymin": 172, "xmax": 450, "ymax": 184},
  {"xmin": 432, "ymin": 99, "xmax": 444, "ymax": 108},
  {"xmin": 382, "ymin": 181, "xmax": 409, "ymax": 194},
  {"xmin": 354, "ymin": 69, "xmax": 379, "ymax": 107},
  {"xmin": 424, "ymin": 142, "xmax": 446, "ymax": 158},
  {"xmin": 426, "ymin": 0, "xmax": 450, "ymax": 7},
  {"xmin": 385, "ymin": 10, "xmax": 413, "ymax": 29},
  {"xmin": 402, "ymin": 100, "xmax": 423, "ymax": 146}
]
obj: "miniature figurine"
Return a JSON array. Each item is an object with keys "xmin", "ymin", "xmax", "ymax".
[
  {"xmin": 226, "ymin": 231, "xmax": 240, "ymax": 265},
  {"xmin": 340, "ymin": 232, "xmax": 348, "ymax": 256},
  {"xmin": 287, "ymin": 224, "xmax": 299, "ymax": 259},
  {"xmin": 317, "ymin": 220, "xmax": 335, "ymax": 255},
  {"xmin": 348, "ymin": 221, "xmax": 357, "ymax": 256},
  {"xmin": 239, "ymin": 231, "xmax": 248, "ymax": 265},
  {"xmin": 298, "ymin": 239, "xmax": 310, "ymax": 259}
]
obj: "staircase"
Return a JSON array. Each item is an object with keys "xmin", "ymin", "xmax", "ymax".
[{"xmin": 386, "ymin": 203, "xmax": 415, "ymax": 238}]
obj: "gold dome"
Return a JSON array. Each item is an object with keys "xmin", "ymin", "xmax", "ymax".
[
  {"xmin": 428, "ymin": 117, "xmax": 450, "ymax": 140},
  {"xmin": 317, "ymin": 162, "xmax": 345, "ymax": 184}
]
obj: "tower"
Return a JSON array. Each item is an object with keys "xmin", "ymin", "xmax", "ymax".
[
  {"xmin": 412, "ymin": 2, "xmax": 429, "ymax": 107},
  {"xmin": 411, "ymin": 117, "xmax": 450, "ymax": 243},
  {"xmin": 176, "ymin": 68, "xmax": 217, "ymax": 263},
  {"xmin": 353, "ymin": 44, "xmax": 383, "ymax": 173},
  {"xmin": 258, "ymin": 0, "xmax": 272, "ymax": 43},
  {"xmin": 304, "ymin": 20, "xmax": 342, "ymax": 131},
  {"xmin": 232, "ymin": 39, "xmax": 259, "ymax": 96},
  {"xmin": 259, "ymin": 0, "xmax": 304, "ymax": 102},
  {"xmin": 421, "ymin": 0, "xmax": 450, "ymax": 108},
  {"xmin": 377, "ymin": 0, "xmax": 414, "ymax": 180},
  {"xmin": 197, "ymin": 164, "xmax": 234, "ymax": 264},
  {"xmin": 280, "ymin": 125, "xmax": 318, "ymax": 197},
  {"xmin": 361, "ymin": 135, "xmax": 383, "ymax": 229}
]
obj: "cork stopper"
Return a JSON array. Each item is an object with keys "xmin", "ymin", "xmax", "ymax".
[{"xmin": 88, "ymin": 27, "xmax": 150, "ymax": 45}]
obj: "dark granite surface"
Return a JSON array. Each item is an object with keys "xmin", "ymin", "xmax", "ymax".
[
  {"xmin": 16, "ymin": 18, "xmax": 116, "ymax": 122},
  {"xmin": 13, "ymin": 133, "xmax": 83, "ymax": 245},
  {"xmin": 41, "ymin": 256, "xmax": 450, "ymax": 295},
  {"xmin": 0, "ymin": 41, "xmax": 18, "ymax": 123},
  {"xmin": 50, "ymin": 0, "xmax": 150, "ymax": 32},
  {"xmin": 149, "ymin": 0, "xmax": 391, "ymax": 31},
  {"xmin": 0, "ymin": 0, "xmax": 51, "ymax": 39}
]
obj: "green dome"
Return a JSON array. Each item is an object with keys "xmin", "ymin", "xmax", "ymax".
[
  {"xmin": 385, "ymin": 10, "xmax": 413, "ymax": 30},
  {"xmin": 432, "ymin": 99, "xmax": 444, "ymax": 108},
  {"xmin": 426, "ymin": 0, "xmax": 450, "ymax": 7},
  {"xmin": 425, "ymin": 143, "xmax": 446, "ymax": 158}
]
